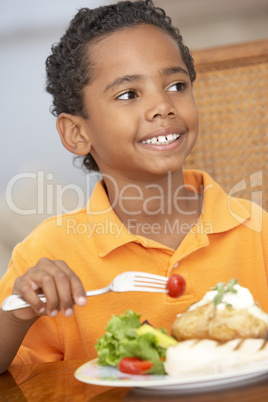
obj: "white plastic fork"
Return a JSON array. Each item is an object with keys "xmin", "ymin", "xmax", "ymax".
[{"xmin": 1, "ymin": 271, "xmax": 168, "ymax": 311}]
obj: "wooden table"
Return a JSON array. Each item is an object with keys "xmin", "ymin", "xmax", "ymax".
[{"xmin": 1, "ymin": 360, "xmax": 268, "ymax": 401}]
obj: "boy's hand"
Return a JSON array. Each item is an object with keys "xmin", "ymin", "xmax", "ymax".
[{"xmin": 11, "ymin": 258, "xmax": 87, "ymax": 321}]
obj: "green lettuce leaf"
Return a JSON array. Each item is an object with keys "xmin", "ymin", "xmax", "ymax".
[{"xmin": 95, "ymin": 310, "xmax": 166, "ymax": 374}]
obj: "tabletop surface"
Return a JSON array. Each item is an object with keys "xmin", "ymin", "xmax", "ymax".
[{"xmin": 1, "ymin": 359, "xmax": 268, "ymax": 401}]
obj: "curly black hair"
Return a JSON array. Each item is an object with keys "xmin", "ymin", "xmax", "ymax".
[{"xmin": 46, "ymin": 0, "xmax": 196, "ymax": 172}]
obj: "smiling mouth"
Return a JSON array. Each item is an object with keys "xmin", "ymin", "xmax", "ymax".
[{"xmin": 140, "ymin": 134, "xmax": 181, "ymax": 145}]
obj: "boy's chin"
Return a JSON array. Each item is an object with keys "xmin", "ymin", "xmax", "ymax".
[
  {"xmin": 150, "ymin": 164, "xmax": 184, "ymax": 176},
  {"xmin": 136, "ymin": 167, "xmax": 184, "ymax": 181}
]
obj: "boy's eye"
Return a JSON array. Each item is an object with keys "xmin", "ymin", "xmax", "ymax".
[
  {"xmin": 167, "ymin": 82, "xmax": 188, "ymax": 92},
  {"xmin": 116, "ymin": 90, "xmax": 137, "ymax": 100}
]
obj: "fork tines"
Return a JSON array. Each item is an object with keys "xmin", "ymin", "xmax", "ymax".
[
  {"xmin": 134, "ymin": 272, "xmax": 168, "ymax": 282},
  {"xmin": 134, "ymin": 272, "xmax": 168, "ymax": 293}
]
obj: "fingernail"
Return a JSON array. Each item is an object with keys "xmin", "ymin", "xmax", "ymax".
[
  {"xmin": 50, "ymin": 309, "xmax": 58, "ymax": 317},
  {"xmin": 77, "ymin": 296, "xmax": 87, "ymax": 306},
  {"xmin": 39, "ymin": 307, "xmax": 45, "ymax": 314},
  {"xmin": 64, "ymin": 308, "xmax": 73, "ymax": 317}
]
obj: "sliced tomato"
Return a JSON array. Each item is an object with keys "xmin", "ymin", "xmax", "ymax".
[
  {"xmin": 118, "ymin": 357, "xmax": 153, "ymax": 375},
  {"xmin": 166, "ymin": 274, "xmax": 186, "ymax": 298}
]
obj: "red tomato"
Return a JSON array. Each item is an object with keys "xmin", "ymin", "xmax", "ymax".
[
  {"xmin": 166, "ymin": 274, "xmax": 186, "ymax": 297},
  {"xmin": 118, "ymin": 357, "xmax": 153, "ymax": 375}
]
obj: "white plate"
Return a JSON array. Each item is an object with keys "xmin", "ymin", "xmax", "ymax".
[{"xmin": 74, "ymin": 358, "xmax": 268, "ymax": 394}]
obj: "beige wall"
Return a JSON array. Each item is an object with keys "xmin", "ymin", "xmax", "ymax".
[{"xmin": 155, "ymin": 0, "xmax": 268, "ymax": 50}]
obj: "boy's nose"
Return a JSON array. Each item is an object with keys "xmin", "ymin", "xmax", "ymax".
[{"xmin": 145, "ymin": 95, "xmax": 177, "ymax": 121}]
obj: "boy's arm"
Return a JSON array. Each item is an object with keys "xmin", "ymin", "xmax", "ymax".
[
  {"xmin": 0, "ymin": 310, "xmax": 37, "ymax": 374},
  {"xmin": 0, "ymin": 258, "xmax": 87, "ymax": 374}
]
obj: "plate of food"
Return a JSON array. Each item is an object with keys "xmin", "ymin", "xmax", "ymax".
[
  {"xmin": 75, "ymin": 279, "xmax": 268, "ymax": 393},
  {"xmin": 74, "ymin": 357, "xmax": 268, "ymax": 393}
]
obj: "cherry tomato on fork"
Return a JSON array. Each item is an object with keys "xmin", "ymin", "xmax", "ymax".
[
  {"xmin": 166, "ymin": 274, "xmax": 186, "ymax": 298},
  {"xmin": 118, "ymin": 357, "xmax": 153, "ymax": 374}
]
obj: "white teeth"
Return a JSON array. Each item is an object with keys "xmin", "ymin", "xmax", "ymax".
[
  {"xmin": 141, "ymin": 133, "xmax": 181, "ymax": 145},
  {"xmin": 166, "ymin": 134, "xmax": 174, "ymax": 141},
  {"xmin": 158, "ymin": 135, "xmax": 166, "ymax": 143}
]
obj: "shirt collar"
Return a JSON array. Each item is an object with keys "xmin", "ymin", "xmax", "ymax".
[
  {"xmin": 86, "ymin": 180, "xmax": 172, "ymax": 257},
  {"xmin": 86, "ymin": 170, "xmax": 251, "ymax": 256},
  {"xmin": 183, "ymin": 170, "xmax": 251, "ymax": 234}
]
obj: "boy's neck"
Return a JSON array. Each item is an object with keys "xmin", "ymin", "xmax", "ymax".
[{"xmin": 103, "ymin": 170, "xmax": 203, "ymax": 249}]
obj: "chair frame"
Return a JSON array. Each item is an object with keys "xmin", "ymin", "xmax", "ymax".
[{"xmin": 185, "ymin": 39, "xmax": 268, "ymax": 211}]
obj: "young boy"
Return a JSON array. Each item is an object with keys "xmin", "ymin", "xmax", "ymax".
[{"xmin": 1, "ymin": 0, "xmax": 268, "ymax": 374}]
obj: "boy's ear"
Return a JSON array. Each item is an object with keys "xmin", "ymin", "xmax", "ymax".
[{"xmin": 56, "ymin": 113, "xmax": 91, "ymax": 156}]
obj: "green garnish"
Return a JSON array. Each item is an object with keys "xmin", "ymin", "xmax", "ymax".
[{"xmin": 211, "ymin": 278, "xmax": 238, "ymax": 307}]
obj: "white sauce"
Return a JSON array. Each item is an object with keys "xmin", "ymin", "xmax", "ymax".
[{"xmin": 185, "ymin": 284, "xmax": 268, "ymax": 324}]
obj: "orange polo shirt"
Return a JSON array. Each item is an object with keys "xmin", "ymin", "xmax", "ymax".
[{"xmin": 1, "ymin": 170, "xmax": 268, "ymax": 368}]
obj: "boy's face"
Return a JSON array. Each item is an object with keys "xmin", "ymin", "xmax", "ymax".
[{"xmin": 82, "ymin": 24, "xmax": 199, "ymax": 181}]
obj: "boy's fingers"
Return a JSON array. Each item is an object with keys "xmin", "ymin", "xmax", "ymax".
[
  {"xmin": 49, "ymin": 265, "xmax": 74, "ymax": 316},
  {"xmin": 53, "ymin": 260, "xmax": 87, "ymax": 308},
  {"xmin": 15, "ymin": 271, "xmax": 61, "ymax": 316},
  {"xmin": 12, "ymin": 258, "xmax": 86, "ymax": 318},
  {"xmin": 13, "ymin": 278, "xmax": 46, "ymax": 315},
  {"xmin": 36, "ymin": 273, "xmax": 60, "ymax": 316},
  {"xmin": 34, "ymin": 259, "xmax": 86, "ymax": 314}
]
